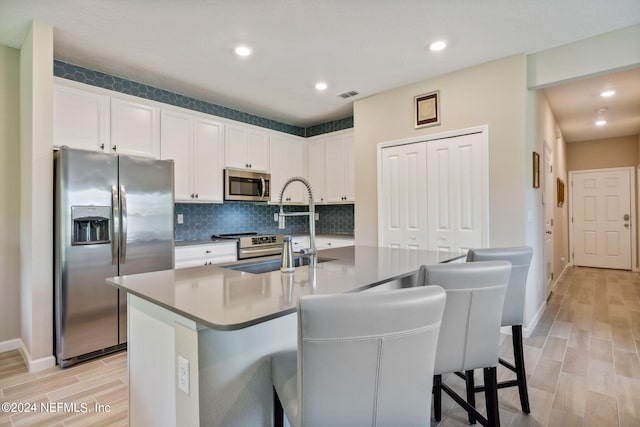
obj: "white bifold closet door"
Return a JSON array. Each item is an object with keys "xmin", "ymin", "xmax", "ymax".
[
  {"xmin": 426, "ymin": 132, "xmax": 486, "ymax": 254},
  {"xmin": 379, "ymin": 143, "xmax": 428, "ymax": 249}
]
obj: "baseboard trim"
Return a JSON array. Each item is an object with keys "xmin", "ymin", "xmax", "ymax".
[
  {"xmin": 0, "ymin": 338, "xmax": 22, "ymax": 353},
  {"xmin": 18, "ymin": 340, "xmax": 56, "ymax": 372},
  {"xmin": 555, "ymin": 264, "xmax": 571, "ymax": 287},
  {"xmin": 523, "ymin": 300, "xmax": 547, "ymax": 338}
]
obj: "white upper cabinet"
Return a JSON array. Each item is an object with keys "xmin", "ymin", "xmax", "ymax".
[
  {"xmin": 225, "ymin": 124, "xmax": 270, "ymax": 171},
  {"xmin": 161, "ymin": 109, "xmax": 224, "ymax": 203},
  {"xmin": 270, "ymin": 135, "xmax": 307, "ymax": 203},
  {"xmin": 322, "ymin": 130, "xmax": 354, "ymax": 203},
  {"xmin": 307, "ymin": 139, "xmax": 325, "ymax": 203},
  {"xmin": 53, "ymin": 83, "xmax": 109, "ymax": 151},
  {"xmin": 110, "ymin": 97, "xmax": 160, "ymax": 158}
]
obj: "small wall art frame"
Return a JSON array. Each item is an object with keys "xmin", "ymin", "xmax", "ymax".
[
  {"xmin": 414, "ymin": 90, "xmax": 440, "ymax": 128},
  {"xmin": 557, "ymin": 178, "xmax": 565, "ymax": 207},
  {"xmin": 532, "ymin": 152, "xmax": 540, "ymax": 188}
]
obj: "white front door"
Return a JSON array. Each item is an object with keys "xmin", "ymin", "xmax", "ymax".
[
  {"xmin": 571, "ymin": 168, "xmax": 632, "ymax": 270},
  {"xmin": 544, "ymin": 144, "xmax": 554, "ymax": 297}
]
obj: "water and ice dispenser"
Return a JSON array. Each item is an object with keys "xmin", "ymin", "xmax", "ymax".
[{"xmin": 71, "ymin": 206, "xmax": 111, "ymax": 245}]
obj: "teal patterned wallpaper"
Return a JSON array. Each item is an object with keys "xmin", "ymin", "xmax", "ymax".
[{"xmin": 53, "ymin": 60, "xmax": 353, "ymax": 137}]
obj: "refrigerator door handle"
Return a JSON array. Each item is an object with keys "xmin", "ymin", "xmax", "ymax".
[
  {"xmin": 120, "ymin": 185, "xmax": 128, "ymax": 264},
  {"xmin": 112, "ymin": 185, "xmax": 119, "ymax": 265}
]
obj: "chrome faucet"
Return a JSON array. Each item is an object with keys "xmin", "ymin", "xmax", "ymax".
[{"xmin": 277, "ymin": 176, "xmax": 317, "ymax": 268}]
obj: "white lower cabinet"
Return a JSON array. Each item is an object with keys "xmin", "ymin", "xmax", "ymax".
[
  {"xmin": 175, "ymin": 242, "xmax": 237, "ymax": 269},
  {"xmin": 290, "ymin": 235, "xmax": 353, "ymax": 251}
]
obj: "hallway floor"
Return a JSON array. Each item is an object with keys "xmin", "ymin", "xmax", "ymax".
[{"xmin": 1, "ymin": 267, "xmax": 639, "ymax": 426}]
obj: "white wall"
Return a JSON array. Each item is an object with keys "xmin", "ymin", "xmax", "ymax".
[
  {"xmin": 527, "ymin": 24, "xmax": 640, "ymax": 88},
  {"xmin": 19, "ymin": 21, "xmax": 55, "ymax": 369},
  {"xmin": 0, "ymin": 44, "xmax": 21, "ymax": 344},
  {"xmin": 354, "ymin": 54, "xmax": 528, "ymax": 248}
]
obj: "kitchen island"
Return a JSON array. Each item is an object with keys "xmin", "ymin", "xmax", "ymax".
[{"xmin": 106, "ymin": 245, "xmax": 463, "ymax": 427}]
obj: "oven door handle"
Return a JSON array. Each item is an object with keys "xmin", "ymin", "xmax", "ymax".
[{"xmin": 238, "ymin": 246, "xmax": 282, "ymax": 257}]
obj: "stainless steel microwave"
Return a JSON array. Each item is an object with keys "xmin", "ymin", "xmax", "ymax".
[{"xmin": 224, "ymin": 169, "xmax": 271, "ymax": 201}]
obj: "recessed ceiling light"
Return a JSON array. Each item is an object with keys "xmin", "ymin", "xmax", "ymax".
[
  {"xmin": 595, "ymin": 120, "xmax": 607, "ymax": 126},
  {"xmin": 596, "ymin": 107, "xmax": 608, "ymax": 113},
  {"xmin": 600, "ymin": 90, "xmax": 616, "ymax": 97},
  {"xmin": 429, "ymin": 40, "xmax": 447, "ymax": 51},
  {"xmin": 315, "ymin": 82, "xmax": 328, "ymax": 91},
  {"xmin": 234, "ymin": 45, "xmax": 252, "ymax": 57}
]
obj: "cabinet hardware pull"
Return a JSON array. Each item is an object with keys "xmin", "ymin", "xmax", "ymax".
[
  {"xmin": 100, "ymin": 143, "xmax": 105, "ymax": 150},
  {"xmin": 112, "ymin": 145, "xmax": 117, "ymax": 151},
  {"xmin": 205, "ymin": 250, "xmax": 212, "ymax": 253},
  {"xmin": 195, "ymin": 193, "xmax": 199, "ymax": 198}
]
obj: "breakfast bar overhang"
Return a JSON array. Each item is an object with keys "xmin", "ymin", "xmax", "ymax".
[{"xmin": 107, "ymin": 245, "xmax": 463, "ymax": 427}]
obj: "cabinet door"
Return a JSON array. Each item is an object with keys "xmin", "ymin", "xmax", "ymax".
[
  {"xmin": 270, "ymin": 136, "xmax": 306, "ymax": 203},
  {"xmin": 194, "ymin": 117, "xmax": 224, "ymax": 202},
  {"xmin": 161, "ymin": 110, "xmax": 193, "ymax": 201},
  {"xmin": 287, "ymin": 140, "xmax": 307, "ymax": 203},
  {"xmin": 307, "ymin": 139, "xmax": 325, "ymax": 203},
  {"xmin": 269, "ymin": 136, "xmax": 288, "ymax": 203},
  {"xmin": 53, "ymin": 84, "xmax": 109, "ymax": 152},
  {"xmin": 247, "ymin": 130, "xmax": 270, "ymax": 172},
  {"xmin": 343, "ymin": 132, "xmax": 355, "ymax": 202},
  {"xmin": 324, "ymin": 135, "xmax": 347, "ymax": 203},
  {"xmin": 111, "ymin": 98, "xmax": 160, "ymax": 158},
  {"xmin": 224, "ymin": 125, "xmax": 248, "ymax": 169}
]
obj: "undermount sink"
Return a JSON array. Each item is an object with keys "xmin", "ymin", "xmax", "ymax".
[{"xmin": 221, "ymin": 256, "xmax": 335, "ymax": 274}]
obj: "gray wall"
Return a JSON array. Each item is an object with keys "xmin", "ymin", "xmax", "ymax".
[{"xmin": 0, "ymin": 44, "xmax": 21, "ymax": 343}]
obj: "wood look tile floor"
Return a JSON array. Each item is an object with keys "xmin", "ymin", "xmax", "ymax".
[
  {"xmin": 0, "ymin": 351, "xmax": 127, "ymax": 427},
  {"xmin": 1, "ymin": 267, "xmax": 639, "ymax": 426},
  {"xmin": 435, "ymin": 267, "xmax": 640, "ymax": 427}
]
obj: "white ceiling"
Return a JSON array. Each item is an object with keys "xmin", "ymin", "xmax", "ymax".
[
  {"xmin": 543, "ymin": 67, "xmax": 640, "ymax": 142},
  {"xmin": 0, "ymin": 0, "xmax": 639, "ymax": 129}
]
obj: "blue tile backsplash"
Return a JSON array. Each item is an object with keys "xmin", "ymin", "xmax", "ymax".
[
  {"xmin": 175, "ymin": 203, "xmax": 354, "ymax": 241},
  {"xmin": 53, "ymin": 60, "xmax": 353, "ymax": 137}
]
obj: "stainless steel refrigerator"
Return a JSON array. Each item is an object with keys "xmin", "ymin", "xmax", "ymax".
[{"xmin": 54, "ymin": 147, "xmax": 174, "ymax": 367}]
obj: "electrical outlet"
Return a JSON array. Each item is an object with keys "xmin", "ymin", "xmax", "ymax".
[
  {"xmin": 314, "ymin": 213, "xmax": 319, "ymax": 221},
  {"xmin": 274, "ymin": 213, "xmax": 279, "ymax": 222},
  {"xmin": 178, "ymin": 355, "xmax": 190, "ymax": 395},
  {"xmin": 177, "ymin": 214, "xmax": 184, "ymax": 224}
]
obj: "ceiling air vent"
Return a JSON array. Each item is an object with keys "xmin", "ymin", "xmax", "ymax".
[{"xmin": 338, "ymin": 90, "xmax": 359, "ymax": 99}]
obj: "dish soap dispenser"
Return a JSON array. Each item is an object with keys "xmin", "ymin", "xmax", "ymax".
[{"xmin": 281, "ymin": 236, "xmax": 294, "ymax": 273}]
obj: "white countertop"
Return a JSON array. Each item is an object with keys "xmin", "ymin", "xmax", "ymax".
[{"xmin": 106, "ymin": 245, "xmax": 463, "ymax": 331}]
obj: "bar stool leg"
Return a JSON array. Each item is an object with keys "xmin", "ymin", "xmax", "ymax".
[
  {"xmin": 273, "ymin": 387, "xmax": 284, "ymax": 427},
  {"xmin": 512, "ymin": 325, "xmax": 530, "ymax": 414},
  {"xmin": 433, "ymin": 374, "xmax": 443, "ymax": 421},
  {"xmin": 484, "ymin": 367, "xmax": 500, "ymax": 427},
  {"xmin": 465, "ymin": 369, "xmax": 477, "ymax": 424}
]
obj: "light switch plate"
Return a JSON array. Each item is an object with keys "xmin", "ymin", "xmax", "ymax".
[
  {"xmin": 177, "ymin": 214, "xmax": 184, "ymax": 224},
  {"xmin": 274, "ymin": 213, "xmax": 279, "ymax": 222},
  {"xmin": 178, "ymin": 355, "xmax": 190, "ymax": 395}
]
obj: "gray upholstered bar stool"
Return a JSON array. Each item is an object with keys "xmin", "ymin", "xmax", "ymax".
[
  {"xmin": 271, "ymin": 285, "xmax": 447, "ymax": 427},
  {"xmin": 466, "ymin": 247, "xmax": 533, "ymax": 414},
  {"xmin": 419, "ymin": 260, "xmax": 511, "ymax": 427}
]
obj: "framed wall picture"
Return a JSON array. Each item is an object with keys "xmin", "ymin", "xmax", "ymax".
[
  {"xmin": 532, "ymin": 152, "xmax": 540, "ymax": 188},
  {"xmin": 557, "ymin": 178, "xmax": 565, "ymax": 207},
  {"xmin": 414, "ymin": 90, "xmax": 440, "ymax": 128}
]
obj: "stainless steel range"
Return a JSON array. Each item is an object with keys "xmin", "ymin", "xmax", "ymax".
[{"xmin": 212, "ymin": 232, "xmax": 284, "ymax": 260}]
